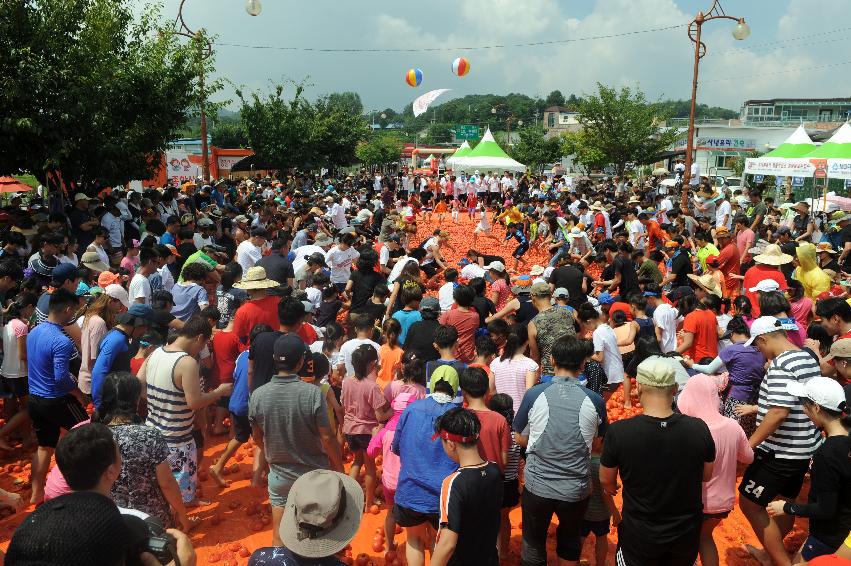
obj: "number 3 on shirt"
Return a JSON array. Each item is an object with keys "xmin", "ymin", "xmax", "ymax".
[{"xmin": 743, "ymin": 480, "xmax": 765, "ymax": 499}]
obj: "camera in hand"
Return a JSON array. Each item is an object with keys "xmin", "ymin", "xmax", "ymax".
[{"xmin": 126, "ymin": 515, "xmax": 178, "ymax": 566}]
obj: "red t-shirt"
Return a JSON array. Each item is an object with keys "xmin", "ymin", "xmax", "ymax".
[
  {"xmin": 212, "ymin": 330, "xmax": 246, "ymax": 384},
  {"xmin": 232, "ymin": 295, "xmax": 281, "ymax": 343},
  {"xmin": 716, "ymin": 242, "xmax": 741, "ymax": 296},
  {"xmin": 682, "ymin": 308, "xmax": 719, "ymax": 362},
  {"xmin": 742, "ymin": 265, "xmax": 787, "ymax": 317},
  {"xmin": 472, "ymin": 409, "xmax": 511, "ymax": 472},
  {"xmin": 130, "ymin": 357, "xmax": 144, "ymax": 376},
  {"xmin": 296, "ymin": 322, "xmax": 318, "ymax": 346},
  {"xmin": 439, "ymin": 308, "xmax": 480, "ymax": 364}
]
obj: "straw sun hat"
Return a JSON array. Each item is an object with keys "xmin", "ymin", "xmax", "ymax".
[
  {"xmin": 233, "ymin": 266, "xmax": 278, "ymax": 290},
  {"xmin": 687, "ymin": 273, "xmax": 722, "ymax": 298},
  {"xmin": 753, "ymin": 244, "xmax": 793, "ymax": 266}
]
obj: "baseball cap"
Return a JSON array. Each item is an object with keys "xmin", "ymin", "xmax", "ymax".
[
  {"xmin": 80, "ymin": 251, "xmax": 110, "ymax": 273},
  {"xmin": 164, "ymin": 243, "xmax": 181, "ymax": 257},
  {"xmin": 116, "ymin": 303, "xmax": 153, "ymax": 327},
  {"xmin": 822, "ymin": 338, "xmax": 851, "ymax": 362},
  {"xmin": 530, "ymin": 282, "xmax": 552, "ymax": 297},
  {"xmin": 744, "ymin": 316, "xmax": 785, "ymax": 347},
  {"xmin": 553, "ymin": 287, "xmax": 570, "ymax": 299},
  {"xmin": 51, "ymin": 263, "xmax": 79, "ymax": 285},
  {"xmin": 635, "ymin": 357, "xmax": 676, "ymax": 388},
  {"xmin": 73, "ymin": 193, "xmax": 91, "ymax": 202},
  {"xmin": 197, "ymin": 217, "xmax": 214, "ymax": 227},
  {"xmin": 180, "ymin": 213, "xmax": 195, "ymax": 225},
  {"xmin": 274, "ymin": 334, "xmax": 307, "ymax": 366},
  {"xmin": 664, "ymin": 240, "xmax": 680, "ymax": 248},
  {"xmin": 420, "ymin": 297, "xmax": 440, "ymax": 313},
  {"xmin": 748, "ymin": 279, "xmax": 780, "ymax": 293},
  {"xmin": 597, "ymin": 291, "xmax": 615, "ymax": 305},
  {"xmin": 305, "ymin": 252, "xmax": 327, "ymax": 267},
  {"xmin": 786, "ymin": 375, "xmax": 848, "ymax": 412},
  {"xmin": 301, "ymin": 300, "xmax": 316, "ymax": 314},
  {"xmin": 715, "ymin": 226, "xmax": 732, "ymax": 238},
  {"xmin": 485, "ymin": 260, "xmax": 506, "ymax": 273},
  {"xmin": 104, "ymin": 284, "xmax": 129, "ymax": 309}
]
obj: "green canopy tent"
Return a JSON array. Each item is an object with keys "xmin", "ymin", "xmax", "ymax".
[
  {"xmin": 808, "ymin": 123, "xmax": 851, "ymax": 180},
  {"xmin": 446, "ymin": 141, "xmax": 472, "ymax": 168},
  {"xmin": 452, "ymin": 128, "xmax": 525, "ymax": 172},
  {"xmin": 764, "ymin": 125, "xmax": 817, "ymax": 158}
]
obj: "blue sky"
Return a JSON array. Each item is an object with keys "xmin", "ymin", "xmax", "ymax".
[{"xmin": 148, "ymin": 0, "xmax": 850, "ymax": 113}]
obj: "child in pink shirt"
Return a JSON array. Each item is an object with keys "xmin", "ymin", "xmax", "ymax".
[
  {"xmin": 120, "ymin": 239, "xmax": 141, "ymax": 278},
  {"xmin": 367, "ymin": 391, "xmax": 416, "ymax": 550},
  {"xmin": 677, "ymin": 373, "xmax": 754, "ymax": 566}
]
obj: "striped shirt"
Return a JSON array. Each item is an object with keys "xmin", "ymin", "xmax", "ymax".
[
  {"xmin": 756, "ymin": 349, "xmax": 822, "ymax": 460},
  {"xmin": 145, "ymin": 347, "xmax": 194, "ymax": 444}
]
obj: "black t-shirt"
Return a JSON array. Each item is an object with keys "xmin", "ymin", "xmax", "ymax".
[
  {"xmin": 403, "ymin": 319, "xmax": 441, "ymax": 363},
  {"xmin": 670, "ymin": 252, "xmax": 693, "ymax": 287},
  {"xmin": 249, "ymin": 331, "xmax": 312, "ymax": 392},
  {"xmin": 549, "ymin": 265, "xmax": 585, "ymax": 305},
  {"xmin": 150, "ymin": 309, "xmax": 176, "ymax": 341},
  {"xmin": 358, "ymin": 301, "xmax": 387, "ymax": 327},
  {"xmin": 175, "ymin": 242, "xmax": 197, "ymax": 272},
  {"xmin": 613, "ymin": 255, "xmax": 640, "ymax": 298},
  {"xmin": 315, "ymin": 299, "xmax": 342, "ymax": 328},
  {"xmin": 256, "ymin": 252, "xmax": 295, "ymax": 285},
  {"xmin": 439, "ymin": 462, "xmax": 502, "ymax": 566},
  {"xmin": 480, "ymin": 254, "xmax": 506, "ymax": 267},
  {"xmin": 600, "ymin": 413, "xmax": 715, "ymax": 543},
  {"xmin": 68, "ymin": 207, "xmax": 96, "ymax": 250},
  {"xmin": 349, "ymin": 270, "xmax": 384, "ymax": 312},
  {"xmin": 795, "ymin": 435, "xmax": 851, "ymax": 548},
  {"xmin": 472, "ymin": 295, "xmax": 495, "ymax": 328}
]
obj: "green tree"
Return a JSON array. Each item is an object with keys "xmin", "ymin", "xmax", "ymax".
[
  {"xmin": 425, "ymin": 123, "xmax": 453, "ymax": 144},
  {"xmin": 211, "ymin": 120, "xmax": 248, "ymax": 148},
  {"xmin": 325, "ymin": 92, "xmax": 364, "ymax": 117},
  {"xmin": 730, "ymin": 150, "xmax": 762, "ymax": 177},
  {"xmin": 566, "ymin": 83, "xmax": 680, "ymax": 177},
  {"xmin": 509, "ymin": 126, "xmax": 562, "ymax": 173},
  {"xmin": 356, "ymin": 136, "xmax": 403, "ymax": 167},
  {"xmin": 0, "ymin": 0, "xmax": 198, "ymax": 186},
  {"xmin": 545, "ymin": 90, "xmax": 566, "ymax": 107},
  {"xmin": 237, "ymin": 82, "xmax": 369, "ymax": 171}
]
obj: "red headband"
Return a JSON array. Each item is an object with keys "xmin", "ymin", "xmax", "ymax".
[{"xmin": 431, "ymin": 430, "xmax": 479, "ymax": 443}]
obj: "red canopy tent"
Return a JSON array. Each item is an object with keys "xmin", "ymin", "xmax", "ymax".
[{"xmin": 0, "ymin": 176, "xmax": 34, "ymax": 193}]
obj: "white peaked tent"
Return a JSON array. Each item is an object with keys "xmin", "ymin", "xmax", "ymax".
[
  {"xmin": 743, "ymin": 126, "xmax": 816, "ymax": 177},
  {"xmin": 446, "ymin": 141, "xmax": 471, "ymax": 168},
  {"xmin": 452, "ymin": 128, "xmax": 526, "ymax": 172}
]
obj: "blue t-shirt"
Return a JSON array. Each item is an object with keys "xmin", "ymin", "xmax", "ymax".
[
  {"xmin": 391, "ymin": 396, "xmax": 458, "ymax": 514},
  {"xmin": 229, "ymin": 351, "xmax": 250, "ymax": 416},
  {"xmin": 159, "ymin": 232, "xmax": 176, "ymax": 247},
  {"xmin": 170, "ymin": 282, "xmax": 209, "ymax": 321},
  {"xmin": 392, "ymin": 309, "xmax": 422, "ymax": 345},
  {"xmin": 90, "ymin": 328, "xmax": 131, "ymax": 409}
]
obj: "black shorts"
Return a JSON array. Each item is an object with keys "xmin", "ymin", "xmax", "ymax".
[
  {"xmin": 231, "ymin": 412, "xmax": 251, "ymax": 443},
  {"xmin": 502, "ymin": 477, "xmax": 520, "ymax": 509},
  {"xmin": 345, "ymin": 433, "xmax": 371, "ymax": 452},
  {"xmin": 393, "ymin": 503, "xmax": 439, "ymax": 529},
  {"xmin": 512, "ymin": 244, "xmax": 529, "ymax": 259},
  {"xmin": 1, "ymin": 375, "xmax": 28, "ymax": 398},
  {"xmin": 738, "ymin": 455, "xmax": 810, "ymax": 506},
  {"xmin": 616, "ymin": 522, "xmax": 700, "ymax": 566},
  {"xmin": 28, "ymin": 394, "xmax": 88, "ymax": 448},
  {"xmin": 580, "ymin": 519, "xmax": 610, "ymax": 538}
]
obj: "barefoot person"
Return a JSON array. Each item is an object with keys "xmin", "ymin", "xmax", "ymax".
[
  {"xmin": 25, "ymin": 289, "xmax": 89, "ymax": 505},
  {"xmin": 138, "ymin": 317, "xmax": 232, "ymax": 507}
]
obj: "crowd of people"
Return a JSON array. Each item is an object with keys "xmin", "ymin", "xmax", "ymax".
[{"xmin": 0, "ymin": 167, "xmax": 849, "ymax": 566}]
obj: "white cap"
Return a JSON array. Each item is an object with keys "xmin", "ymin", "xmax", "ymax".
[
  {"xmin": 104, "ymin": 284, "xmax": 130, "ymax": 309},
  {"xmin": 485, "ymin": 260, "xmax": 506, "ymax": 273},
  {"xmin": 553, "ymin": 287, "xmax": 570, "ymax": 299},
  {"xmin": 74, "ymin": 193, "xmax": 91, "ymax": 202},
  {"xmin": 744, "ymin": 316, "xmax": 785, "ymax": 347},
  {"xmin": 748, "ymin": 279, "xmax": 780, "ymax": 294},
  {"xmin": 786, "ymin": 376, "xmax": 848, "ymax": 412}
]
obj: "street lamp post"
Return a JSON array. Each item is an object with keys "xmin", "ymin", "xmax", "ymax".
[
  {"xmin": 682, "ymin": 0, "xmax": 750, "ymax": 209},
  {"xmin": 171, "ymin": 0, "xmax": 261, "ymax": 183}
]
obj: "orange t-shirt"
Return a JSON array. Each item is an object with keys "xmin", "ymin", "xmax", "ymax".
[
  {"xmin": 682, "ymin": 308, "xmax": 719, "ymax": 362},
  {"xmin": 377, "ymin": 343, "xmax": 404, "ymax": 390},
  {"xmin": 434, "ymin": 201, "xmax": 448, "ymax": 213}
]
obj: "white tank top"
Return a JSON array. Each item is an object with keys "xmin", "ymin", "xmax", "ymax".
[{"xmin": 145, "ymin": 347, "xmax": 194, "ymax": 443}]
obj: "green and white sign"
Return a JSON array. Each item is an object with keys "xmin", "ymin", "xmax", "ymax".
[{"xmin": 455, "ymin": 124, "xmax": 480, "ymax": 141}]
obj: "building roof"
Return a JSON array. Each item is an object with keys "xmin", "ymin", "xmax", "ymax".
[
  {"xmin": 744, "ymin": 97, "xmax": 851, "ymax": 105},
  {"xmin": 544, "ymin": 105, "xmax": 579, "ymax": 113}
]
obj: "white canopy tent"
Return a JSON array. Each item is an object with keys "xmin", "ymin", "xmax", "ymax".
[{"xmin": 452, "ymin": 128, "xmax": 526, "ymax": 172}]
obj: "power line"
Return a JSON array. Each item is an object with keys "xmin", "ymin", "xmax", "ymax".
[
  {"xmin": 713, "ymin": 33, "xmax": 851, "ymax": 56},
  {"xmin": 711, "ymin": 59, "xmax": 851, "ymax": 81},
  {"xmin": 212, "ymin": 23, "xmax": 685, "ymax": 53}
]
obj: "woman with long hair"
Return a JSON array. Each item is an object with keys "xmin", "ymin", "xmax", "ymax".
[
  {"xmin": 0, "ymin": 292, "xmax": 38, "ymax": 450},
  {"xmin": 92, "ymin": 371, "xmax": 195, "ymax": 531},
  {"xmin": 387, "ymin": 259, "xmax": 425, "ymax": 317},
  {"xmin": 79, "ymin": 288, "xmax": 126, "ymax": 396},
  {"xmin": 489, "ymin": 324, "xmax": 538, "ymax": 413}
]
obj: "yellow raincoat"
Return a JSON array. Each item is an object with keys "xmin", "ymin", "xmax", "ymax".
[{"xmin": 795, "ymin": 242, "xmax": 831, "ymax": 299}]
